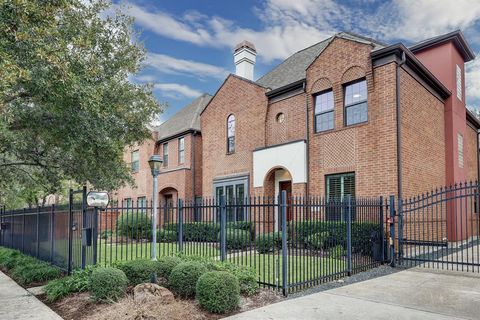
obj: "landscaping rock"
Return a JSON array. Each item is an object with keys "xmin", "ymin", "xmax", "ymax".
[{"xmin": 133, "ymin": 283, "xmax": 174, "ymax": 304}]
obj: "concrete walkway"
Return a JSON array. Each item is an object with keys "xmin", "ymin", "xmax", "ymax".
[
  {"xmin": 0, "ymin": 271, "xmax": 62, "ymax": 320},
  {"xmin": 228, "ymin": 268, "xmax": 480, "ymax": 320}
]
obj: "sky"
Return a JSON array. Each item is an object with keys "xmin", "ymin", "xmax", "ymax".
[{"xmin": 114, "ymin": 0, "xmax": 480, "ymax": 123}]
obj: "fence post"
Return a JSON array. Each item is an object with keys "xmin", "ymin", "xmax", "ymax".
[
  {"xmin": 81, "ymin": 186, "xmax": 87, "ymax": 269},
  {"xmin": 36, "ymin": 205, "xmax": 40, "ymax": 258},
  {"xmin": 22, "ymin": 208, "xmax": 25, "ymax": 253},
  {"xmin": 178, "ymin": 199, "xmax": 184, "ymax": 253},
  {"xmin": 397, "ymin": 198, "xmax": 403, "ymax": 266},
  {"xmin": 281, "ymin": 190, "xmax": 288, "ymax": 296},
  {"xmin": 389, "ymin": 195, "xmax": 396, "ymax": 267},
  {"xmin": 92, "ymin": 207, "xmax": 98, "ymax": 265},
  {"xmin": 68, "ymin": 189, "xmax": 73, "ymax": 275},
  {"xmin": 346, "ymin": 195, "xmax": 353, "ymax": 276},
  {"xmin": 379, "ymin": 196, "xmax": 385, "ymax": 263},
  {"xmin": 50, "ymin": 205, "xmax": 55, "ymax": 264},
  {"xmin": 220, "ymin": 196, "xmax": 226, "ymax": 262}
]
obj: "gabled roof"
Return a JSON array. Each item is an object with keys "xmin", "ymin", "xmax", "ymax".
[
  {"xmin": 409, "ymin": 30, "xmax": 475, "ymax": 62},
  {"xmin": 155, "ymin": 93, "xmax": 212, "ymax": 142},
  {"xmin": 256, "ymin": 32, "xmax": 386, "ymax": 90}
]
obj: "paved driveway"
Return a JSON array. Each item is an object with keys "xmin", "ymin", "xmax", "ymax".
[{"xmin": 227, "ymin": 268, "xmax": 480, "ymax": 320}]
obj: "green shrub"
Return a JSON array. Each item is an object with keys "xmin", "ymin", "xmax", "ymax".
[
  {"xmin": 209, "ymin": 261, "xmax": 258, "ymax": 295},
  {"xmin": 89, "ymin": 267, "xmax": 128, "ymax": 302},
  {"xmin": 44, "ymin": 266, "xmax": 97, "ymax": 301},
  {"xmin": 100, "ymin": 230, "xmax": 112, "ymax": 240},
  {"xmin": 116, "ymin": 211, "xmax": 151, "ymax": 239},
  {"xmin": 156, "ymin": 229, "xmax": 177, "ymax": 242},
  {"xmin": 169, "ymin": 261, "xmax": 207, "ymax": 297},
  {"xmin": 115, "ymin": 259, "xmax": 156, "ymax": 285},
  {"xmin": 256, "ymin": 232, "xmax": 281, "ymax": 253},
  {"xmin": 12, "ymin": 261, "xmax": 61, "ymax": 285},
  {"xmin": 164, "ymin": 223, "xmax": 220, "ymax": 242},
  {"xmin": 155, "ymin": 256, "xmax": 182, "ymax": 280},
  {"xmin": 329, "ymin": 245, "xmax": 345, "ymax": 259},
  {"xmin": 0, "ymin": 248, "xmax": 23, "ymax": 270},
  {"xmin": 196, "ymin": 271, "xmax": 240, "ymax": 314},
  {"xmin": 305, "ymin": 231, "xmax": 329, "ymax": 250},
  {"xmin": 289, "ymin": 221, "xmax": 381, "ymax": 254},
  {"xmin": 219, "ymin": 229, "xmax": 250, "ymax": 250}
]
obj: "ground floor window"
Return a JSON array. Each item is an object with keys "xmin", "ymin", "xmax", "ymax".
[
  {"xmin": 326, "ymin": 172, "xmax": 355, "ymax": 221},
  {"xmin": 214, "ymin": 177, "xmax": 248, "ymax": 222}
]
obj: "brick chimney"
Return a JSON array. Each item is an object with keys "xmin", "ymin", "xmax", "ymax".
[{"xmin": 234, "ymin": 40, "xmax": 257, "ymax": 81}]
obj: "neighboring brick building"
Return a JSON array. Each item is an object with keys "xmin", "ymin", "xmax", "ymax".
[
  {"xmin": 119, "ymin": 30, "xmax": 479, "ymax": 214},
  {"xmin": 116, "ymin": 94, "xmax": 210, "ymax": 206}
]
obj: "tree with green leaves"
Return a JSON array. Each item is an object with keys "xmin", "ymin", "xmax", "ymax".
[{"xmin": 0, "ymin": 0, "xmax": 162, "ymax": 207}]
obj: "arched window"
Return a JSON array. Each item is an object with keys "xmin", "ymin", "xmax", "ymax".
[{"xmin": 227, "ymin": 114, "xmax": 235, "ymax": 154}]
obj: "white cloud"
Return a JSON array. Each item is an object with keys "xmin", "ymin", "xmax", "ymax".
[
  {"xmin": 153, "ymin": 83, "xmax": 202, "ymax": 100},
  {"xmin": 146, "ymin": 53, "xmax": 229, "ymax": 80},
  {"xmin": 466, "ymin": 56, "xmax": 480, "ymax": 108}
]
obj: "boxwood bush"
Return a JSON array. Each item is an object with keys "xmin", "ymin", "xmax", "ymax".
[
  {"xmin": 89, "ymin": 267, "xmax": 128, "ymax": 302},
  {"xmin": 255, "ymin": 232, "xmax": 281, "ymax": 253},
  {"xmin": 209, "ymin": 261, "xmax": 258, "ymax": 295},
  {"xmin": 156, "ymin": 229, "xmax": 177, "ymax": 242},
  {"xmin": 155, "ymin": 256, "xmax": 182, "ymax": 280},
  {"xmin": 116, "ymin": 211, "xmax": 151, "ymax": 239},
  {"xmin": 196, "ymin": 271, "xmax": 240, "ymax": 314},
  {"xmin": 115, "ymin": 259, "xmax": 156, "ymax": 285},
  {"xmin": 169, "ymin": 261, "xmax": 207, "ymax": 297}
]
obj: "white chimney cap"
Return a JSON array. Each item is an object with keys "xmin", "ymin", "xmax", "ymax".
[
  {"xmin": 234, "ymin": 40, "xmax": 257, "ymax": 81},
  {"xmin": 234, "ymin": 40, "xmax": 256, "ymax": 53}
]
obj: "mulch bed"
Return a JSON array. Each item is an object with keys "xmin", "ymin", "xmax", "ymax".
[{"xmin": 38, "ymin": 288, "xmax": 284, "ymax": 320}]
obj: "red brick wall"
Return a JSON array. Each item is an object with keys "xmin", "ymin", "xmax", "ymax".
[
  {"xmin": 306, "ymin": 37, "xmax": 398, "ymax": 197},
  {"xmin": 465, "ymin": 123, "xmax": 478, "ymax": 182},
  {"xmin": 265, "ymin": 93, "xmax": 306, "ymax": 146},
  {"xmin": 201, "ymin": 75, "xmax": 268, "ymax": 196},
  {"xmin": 400, "ymin": 68, "xmax": 446, "ymax": 197}
]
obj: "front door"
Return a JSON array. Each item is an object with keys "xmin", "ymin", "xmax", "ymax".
[{"xmin": 279, "ymin": 181, "xmax": 292, "ymax": 221}]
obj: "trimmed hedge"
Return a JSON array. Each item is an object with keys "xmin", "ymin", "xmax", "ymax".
[
  {"xmin": 115, "ymin": 259, "xmax": 156, "ymax": 285},
  {"xmin": 116, "ymin": 211, "xmax": 151, "ymax": 239},
  {"xmin": 89, "ymin": 267, "xmax": 128, "ymax": 302},
  {"xmin": 164, "ymin": 222, "xmax": 220, "ymax": 242},
  {"xmin": 169, "ymin": 261, "xmax": 207, "ymax": 297},
  {"xmin": 219, "ymin": 229, "xmax": 250, "ymax": 250},
  {"xmin": 289, "ymin": 221, "xmax": 381, "ymax": 254},
  {"xmin": 156, "ymin": 229, "xmax": 177, "ymax": 242},
  {"xmin": 196, "ymin": 271, "xmax": 240, "ymax": 314},
  {"xmin": 305, "ymin": 231, "xmax": 329, "ymax": 250},
  {"xmin": 255, "ymin": 232, "xmax": 281, "ymax": 253}
]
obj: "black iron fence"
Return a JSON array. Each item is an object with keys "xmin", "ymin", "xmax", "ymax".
[
  {"xmin": 397, "ymin": 181, "xmax": 480, "ymax": 272},
  {"xmin": 0, "ymin": 190, "xmax": 387, "ymax": 295}
]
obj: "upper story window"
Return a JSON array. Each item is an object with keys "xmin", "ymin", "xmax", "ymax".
[
  {"xmin": 137, "ymin": 196, "xmax": 146, "ymax": 208},
  {"xmin": 344, "ymin": 79, "xmax": 368, "ymax": 126},
  {"xmin": 131, "ymin": 150, "xmax": 139, "ymax": 173},
  {"xmin": 227, "ymin": 114, "xmax": 235, "ymax": 154},
  {"xmin": 178, "ymin": 137, "xmax": 185, "ymax": 164},
  {"xmin": 456, "ymin": 65, "xmax": 462, "ymax": 101},
  {"xmin": 163, "ymin": 143, "xmax": 168, "ymax": 167},
  {"xmin": 314, "ymin": 90, "xmax": 334, "ymax": 132},
  {"xmin": 124, "ymin": 198, "xmax": 132, "ymax": 209}
]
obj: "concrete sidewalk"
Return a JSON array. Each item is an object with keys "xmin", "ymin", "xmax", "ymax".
[
  {"xmin": 0, "ymin": 271, "xmax": 62, "ymax": 320},
  {"xmin": 227, "ymin": 268, "xmax": 480, "ymax": 320}
]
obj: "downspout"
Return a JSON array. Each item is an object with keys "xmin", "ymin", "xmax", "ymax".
[
  {"xmin": 192, "ymin": 132, "xmax": 197, "ymax": 199},
  {"xmin": 304, "ymin": 81, "xmax": 310, "ymax": 198},
  {"xmin": 396, "ymin": 51, "xmax": 407, "ymax": 201}
]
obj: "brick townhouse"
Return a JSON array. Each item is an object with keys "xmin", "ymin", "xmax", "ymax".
[{"xmin": 118, "ymin": 30, "xmax": 479, "ymax": 214}]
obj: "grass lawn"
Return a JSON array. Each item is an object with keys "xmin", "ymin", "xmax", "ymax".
[
  {"xmin": 97, "ymin": 241, "xmax": 220, "ymax": 265},
  {"xmin": 227, "ymin": 252, "xmax": 346, "ymax": 287}
]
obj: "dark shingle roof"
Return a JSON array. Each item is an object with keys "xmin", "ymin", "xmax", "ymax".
[
  {"xmin": 155, "ymin": 93, "xmax": 212, "ymax": 142},
  {"xmin": 256, "ymin": 32, "xmax": 386, "ymax": 90}
]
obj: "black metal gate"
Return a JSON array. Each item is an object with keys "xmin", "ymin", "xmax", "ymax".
[
  {"xmin": 397, "ymin": 181, "xmax": 480, "ymax": 272},
  {"xmin": 68, "ymin": 187, "xmax": 97, "ymax": 273}
]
